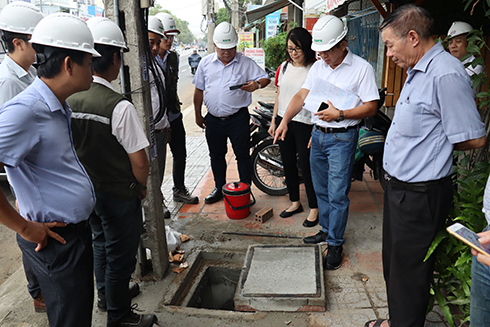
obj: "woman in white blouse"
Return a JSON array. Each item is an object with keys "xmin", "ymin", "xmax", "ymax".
[{"xmin": 268, "ymin": 27, "xmax": 318, "ymax": 227}]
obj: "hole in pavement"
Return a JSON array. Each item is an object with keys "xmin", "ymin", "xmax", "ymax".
[{"xmin": 187, "ymin": 266, "xmax": 241, "ymax": 310}]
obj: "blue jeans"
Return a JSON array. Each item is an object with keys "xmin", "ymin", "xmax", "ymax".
[
  {"xmin": 471, "ymin": 224, "xmax": 490, "ymax": 327},
  {"xmin": 310, "ymin": 127, "xmax": 358, "ymax": 246}
]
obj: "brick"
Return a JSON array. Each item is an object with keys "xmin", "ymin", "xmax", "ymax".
[{"xmin": 254, "ymin": 207, "xmax": 273, "ymax": 223}]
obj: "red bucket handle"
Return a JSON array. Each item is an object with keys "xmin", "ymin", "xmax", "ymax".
[{"xmin": 223, "ymin": 190, "xmax": 256, "ymax": 211}]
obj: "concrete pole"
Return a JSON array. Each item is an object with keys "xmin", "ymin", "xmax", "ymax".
[
  {"xmin": 103, "ymin": 0, "xmax": 169, "ymax": 279},
  {"xmin": 231, "ymin": 0, "xmax": 239, "ymax": 30},
  {"xmin": 207, "ymin": 0, "xmax": 215, "ymax": 53}
]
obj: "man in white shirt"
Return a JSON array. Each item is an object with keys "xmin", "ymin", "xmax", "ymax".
[
  {"xmin": 274, "ymin": 16, "xmax": 379, "ymax": 270},
  {"xmin": 0, "ymin": 1, "xmax": 45, "ymax": 312},
  {"xmin": 447, "ymin": 21, "xmax": 485, "ymax": 77},
  {"xmin": 193, "ymin": 22, "xmax": 270, "ymax": 204},
  {"xmin": 0, "ymin": 2, "xmax": 43, "ymax": 105},
  {"xmin": 67, "ymin": 17, "xmax": 157, "ymax": 327}
]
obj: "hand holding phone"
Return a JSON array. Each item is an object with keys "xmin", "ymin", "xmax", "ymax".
[
  {"xmin": 317, "ymin": 102, "xmax": 329, "ymax": 112},
  {"xmin": 447, "ymin": 223, "xmax": 490, "ymax": 257},
  {"xmin": 229, "ymin": 83, "xmax": 247, "ymax": 90}
]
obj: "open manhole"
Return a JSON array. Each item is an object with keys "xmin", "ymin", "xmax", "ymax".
[{"xmin": 168, "ymin": 246, "xmax": 325, "ymax": 312}]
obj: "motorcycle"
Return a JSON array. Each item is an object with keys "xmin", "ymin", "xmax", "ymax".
[
  {"xmin": 188, "ymin": 53, "xmax": 201, "ymax": 75},
  {"xmin": 249, "ymin": 88, "xmax": 390, "ymax": 196}
]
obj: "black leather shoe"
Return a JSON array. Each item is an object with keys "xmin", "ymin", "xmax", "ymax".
[
  {"xmin": 98, "ymin": 282, "xmax": 141, "ymax": 312},
  {"xmin": 279, "ymin": 204, "xmax": 304, "ymax": 218},
  {"xmin": 324, "ymin": 245, "xmax": 343, "ymax": 270},
  {"xmin": 108, "ymin": 310, "xmax": 157, "ymax": 327},
  {"xmin": 303, "ymin": 230, "xmax": 327, "ymax": 244},
  {"xmin": 302, "ymin": 216, "xmax": 319, "ymax": 228},
  {"xmin": 205, "ymin": 187, "xmax": 223, "ymax": 204}
]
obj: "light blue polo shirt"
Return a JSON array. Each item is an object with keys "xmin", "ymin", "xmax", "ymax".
[
  {"xmin": 383, "ymin": 42, "xmax": 485, "ymax": 183},
  {"xmin": 193, "ymin": 52, "xmax": 269, "ymax": 117},
  {"xmin": 0, "ymin": 78, "xmax": 95, "ymax": 224}
]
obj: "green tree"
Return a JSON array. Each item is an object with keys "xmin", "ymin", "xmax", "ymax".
[
  {"xmin": 149, "ymin": 5, "xmax": 195, "ymax": 44},
  {"xmin": 215, "ymin": 7, "xmax": 230, "ymax": 26}
]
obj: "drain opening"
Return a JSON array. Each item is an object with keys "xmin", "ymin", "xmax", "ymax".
[{"xmin": 187, "ymin": 266, "xmax": 241, "ymax": 310}]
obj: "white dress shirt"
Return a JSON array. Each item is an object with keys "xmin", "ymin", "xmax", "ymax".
[{"xmin": 0, "ymin": 55, "xmax": 37, "ymax": 106}]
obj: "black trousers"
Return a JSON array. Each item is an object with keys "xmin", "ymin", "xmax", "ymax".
[
  {"xmin": 205, "ymin": 108, "xmax": 251, "ymax": 189},
  {"xmin": 383, "ymin": 176, "xmax": 453, "ymax": 327},
  {"xmin": 91, "ymin": 192, "xmax": 142, "ymax": 323},
  {"xmin": 277, "ymin": 118, "xmax": 317, "ymax": 208},
  {"xmin": 169, "ymin": 114, "xmax": 187, "ymax": 191},
  {"xmin": 17, "ymin": 221, "xmax": 93, "ymax": 327}
]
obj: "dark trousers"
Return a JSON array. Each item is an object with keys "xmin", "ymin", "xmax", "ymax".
[
  {"xmin": 383, "ymin": 176, "xmax": 453, "ymax": 327},
  {"xmin": 90, "ymin": 192, "xmax": 142, "ymax": 323},
  {"xmin": 205, "ymin": 108, "xmax": 251, "ymax": 189},
  {"xmin": 156, "ymin": 128, "xmax": 168, "ymax": 186},
  {"xmin": 17, "ymin": 222, "xmax": 93, "ymax": 327},
  {"xmin": 169, "ymin": 114, "xmax": 187, "ymax": 191},
  {"xmin": 277, "ymin": 118, "xmax": 317, "ymax": 208}
]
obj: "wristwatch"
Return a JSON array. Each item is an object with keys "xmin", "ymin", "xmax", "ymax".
[
  {"xmin": 256, "ymin": 81, "xmax": 262, "ymax": 89},
  {"xmin": 335, "ymin": 110, "xmax": 344, "ymax": 122}
]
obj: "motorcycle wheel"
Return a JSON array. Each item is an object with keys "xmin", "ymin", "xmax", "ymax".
[{"xmin": 251, "ymin": 139, "xmax": 288, "ymax": 196}]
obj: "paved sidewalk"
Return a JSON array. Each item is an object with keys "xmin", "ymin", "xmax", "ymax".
[{"xmin": 0, "ymin": 84, "xmax": 449, "ymax": 327}]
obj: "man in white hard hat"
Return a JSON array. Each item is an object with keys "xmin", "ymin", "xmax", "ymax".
[
  {"xmin": 147, "ymin": 16, "xmax": 171, "ymax": 213},
  {"xmin": 365, "ymin": 5, "xmax": 485, "ymax": 327},
  {"xmin": 0, "ymin": 13, "xmax": 100, "ymax": 327},
  {"xmin": 274, "ymin": 15, "xmax": 379, "ymax": 270},
  {"xmin": 0, "ymin": 1, "xmax": 46, "ymax": 313},
  {"xmin": 0, "ymin": 1, "xmax": 44, "ymax": 105},
  {"xmin": 447, "ymin": 21, "xmax": 485, "ymax": 77},
  {"xmin": 193, "ymin": 22, "xmax": 270, "ymax": 204},
  {"xmin": 155, "ymin": 12, "xmax": 199, "ymax": 205},
  {"xmin": 67, "ymin": 18, "xmax": 157, "ymax": 327}
]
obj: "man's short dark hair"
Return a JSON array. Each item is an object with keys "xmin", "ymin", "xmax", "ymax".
[
  {"xmin": 379, "ymin": 4, "xmax": 434, "ymax": 40},
  {"xmin": 1, "ymin": 30, "xmax": 29, "ymax": 53},
  {"xmin": 32, "ymin": 44, "xmax": 87, "ymax": 79},
  {"xmin": 91, "ymin": 44, "xmax": 121, "ymax": 74}
]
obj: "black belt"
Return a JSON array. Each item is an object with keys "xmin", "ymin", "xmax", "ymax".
[
  {"xmin": 383, "ymin": 172, "xmax": 452, "ymax": 193},
  {"xmin": 51, "ymin": 219, "xmax": 90, "ymax": 233},
  {"xmin": 315, "ymin": 124, "xmax": 359, "ymax": 133},
  {"xmin": 210, "ymin": 107, "xmax": 247, "ymax": 121}
]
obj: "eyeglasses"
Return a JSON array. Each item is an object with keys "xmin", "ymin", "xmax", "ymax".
[
  {"xmin": 287, "ymin": 47, "xmax": 303, "ymax": 53},
  {"xmin": 163, "ymin": 35, "xmax": 174, "ymax": 41},
  {"xmin": 216, "ymin": 47, "xmax": 237, "ymax": 53}
]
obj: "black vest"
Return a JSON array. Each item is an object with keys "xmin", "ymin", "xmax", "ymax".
[
  {"xmin": 68, "ymin": 83, "xmax": 141, "ymax": 199},
  {"xmin": 164, "ymin": 51, "xmax": 181, "ymax": 114}
]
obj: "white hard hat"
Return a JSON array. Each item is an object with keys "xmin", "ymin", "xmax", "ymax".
[
  {"xmin": 213, "ymin": 22, "xmax": 238, "ymax": 49},
  {"xmin": 0, "ymin": 1, "xmax": 44, "ymax": 35},
  {"xmin": 87, "ymin": 17, "xmax": 128, "ymax": 51},
  {"xmin": 447, "ymin": 21, "xmax": 473, "ymax": 39},
  {"xmin": 311, "ymin": 16, "xmax": 348, "ymax": 52},
  {"xmin": 155, "ymin": 12, "xmax": 180, "ymax": 36},
  {"xmin": 148, "ymin": 16, "xmax": 164, "ymax": 37},
  {"xmin": 30, "ymin": 13, "xmax": 100, "ymax": 57}
]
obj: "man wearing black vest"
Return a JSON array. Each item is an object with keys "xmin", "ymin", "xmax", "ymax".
[
  {"xmin": 68, "ymin": 18, "xmax": 157, "ymax": 327},
  {"xmin": 155, "ymin": 12, "xmax": 199, "ymax": 204}
]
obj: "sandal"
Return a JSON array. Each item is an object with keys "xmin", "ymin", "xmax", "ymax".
[{"xmin": 364, "ymin": 319, "xmax": 390, "ymax": 327}]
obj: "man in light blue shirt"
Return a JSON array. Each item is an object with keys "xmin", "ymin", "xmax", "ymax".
[
  {"xmin": 365, "ymin": 5, "xmax": 486, "ymax": 327},
  {"xmin": 193, "ymin": 22, "xmax": 269, "ymax": 204},
  {"xmin": 0, "ymin": 13, "xmax": 99, "ymax": 327}
]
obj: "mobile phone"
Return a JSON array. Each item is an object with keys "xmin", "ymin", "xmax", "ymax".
[
  {"xmin": 229, "ymin": 83, "xmax": 247, "ymax": 90},
  {"xmin": 317, "ymin": 102, "xmax": 329, "ymax": 112},
  {"xmin": 447, "ymin": 223, "xmax": 490, "ymax": 257}
]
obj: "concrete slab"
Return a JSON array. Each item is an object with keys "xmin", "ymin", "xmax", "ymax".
[{"xmin": 234, "ymin": 245, "xmax": 325, "ymax": 312}]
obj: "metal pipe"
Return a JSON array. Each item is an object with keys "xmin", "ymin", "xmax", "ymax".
[{"xmin": 222, "ymin": 231, "xmax": 303, "ymax": 239}]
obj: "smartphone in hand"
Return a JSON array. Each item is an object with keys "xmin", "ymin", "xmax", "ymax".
[
  {"xmin": 229, "ymin": 83, "xmax": 247, "ymax": 90},
  {"xmin": 317, "ymin": 102, "xmax": 329, "ymax": 112},
  {"xmin": 447, "ymin": 223, "xmax": 490, "ymax": 257}
]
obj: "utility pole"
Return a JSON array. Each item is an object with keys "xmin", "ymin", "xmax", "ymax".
[
  {"xmin": 231, "ymin": 0, "xmax": 239, "ymax": 30},
  {"xmin": 103, "ymin": 0, "xmax": 169, "ymax": 279},
  {"xmin": 207, "ymin": 0, "xmax": 215, "ymax": 53}
]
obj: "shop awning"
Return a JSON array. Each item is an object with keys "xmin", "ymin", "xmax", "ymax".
[
  {"xmin": 326, "ymin": 0, "xmax": 349, "ymax": 12},
  {"xmin": 245, "ymin": 0, "xmax": 291, "ymax": 23}
]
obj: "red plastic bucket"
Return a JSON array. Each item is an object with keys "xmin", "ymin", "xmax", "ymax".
[{"xmin": 222, "ymin": 182, "xmax": 256, "ymax": 219}]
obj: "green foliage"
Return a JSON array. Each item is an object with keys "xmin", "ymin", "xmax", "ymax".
[
  {"xmin": 149, "ymin": 6, "xmax": 195, "ymax": 44},
  {"xmin": 261, "ymin": 31, "xmax": 287, "ymax": 70},
  {"xmin": 215, "ymin": 7, "xmax": 230, "ymax": 26}
]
